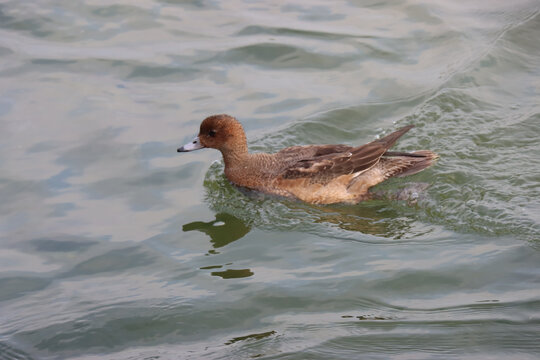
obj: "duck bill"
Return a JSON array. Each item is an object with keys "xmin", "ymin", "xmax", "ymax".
[{"xmin": 177, "ymin": 136, "xmax": 205, "ymax": 152}]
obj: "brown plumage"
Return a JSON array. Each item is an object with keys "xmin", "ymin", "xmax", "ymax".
[{"xmin": 178, "ymin": 114, "xmax": 438, "ymax": 204}]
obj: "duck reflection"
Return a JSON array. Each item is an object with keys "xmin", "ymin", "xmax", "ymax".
[
  {"xmin": 291, "ymin": 201, "xmax": 413, "ymax": 238},
  {"xmin": 184, "ymin": 213, "xmax": 254, "ymax": 279},
  {"xmin": 209, "ymin": 268, "xmax": 254, "ymax": 279},
  {"xmin": 182, "ymin": 212, "xmax": 251, "ymax": 249},
  {"xmin": 288, "ymin": 183, "xmax": 431, "ymax": 238}
]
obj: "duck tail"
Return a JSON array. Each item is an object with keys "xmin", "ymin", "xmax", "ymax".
[
  {"xmin": 383, "ymin": 150, "xmax": 439, "ymax": 178},
  {"xmin": 375, "ymin": 124, "xmax": 415, "ymax": 149}
]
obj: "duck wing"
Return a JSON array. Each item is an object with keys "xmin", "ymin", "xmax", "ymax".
[
  {"xmin": 276, "ymin": 144, "xmax": 353, "ymax": 160},
  {"xmin": 279, "ymin": 125, "xmax": 414, "ymax": 184}
]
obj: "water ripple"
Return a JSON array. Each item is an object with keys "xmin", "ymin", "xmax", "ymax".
[{"xmin": 1, "ymin": 1, "xmax": 540, "ymax": 359}]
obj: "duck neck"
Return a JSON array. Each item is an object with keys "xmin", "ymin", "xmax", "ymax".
[{"xmin": 220, "ymin": 143, "xmax": 250, "ymax": 170}]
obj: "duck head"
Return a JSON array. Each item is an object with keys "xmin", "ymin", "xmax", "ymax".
[{"xmin": 177, "ymin": 114, "xmax": 248, "ymax": 154}]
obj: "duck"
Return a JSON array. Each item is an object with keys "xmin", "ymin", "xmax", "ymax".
[{"xmin": 178, "ymin": 114, "xmax": 438, "ymax": 204}]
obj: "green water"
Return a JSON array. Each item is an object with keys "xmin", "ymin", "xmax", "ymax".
[{"xmin": 1, "ymin": 1, "xmax": 539, "ymax": 359}]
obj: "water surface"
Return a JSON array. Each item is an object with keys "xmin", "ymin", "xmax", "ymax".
[{"xmin": 1, "ymin": 0, "xmax": 539, "ymax": 359}]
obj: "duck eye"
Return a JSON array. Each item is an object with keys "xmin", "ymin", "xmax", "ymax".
[{"xmin": 208, "ymin": 130, "xmax": 216, "ymax": 137}]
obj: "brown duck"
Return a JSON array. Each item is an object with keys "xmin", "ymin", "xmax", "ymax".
[{"xmin": 178, "ymin": 114, "xmax": 438, "ymax": 204}]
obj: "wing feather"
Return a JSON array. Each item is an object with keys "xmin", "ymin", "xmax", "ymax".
[{"xmin": 279, "ymin": 125, "xmax": 414, "ymax": 184}]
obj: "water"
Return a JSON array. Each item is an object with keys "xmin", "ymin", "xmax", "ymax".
[{"xmin": 1, "ymin": 0, "xmax": 539, "ymax": 359}]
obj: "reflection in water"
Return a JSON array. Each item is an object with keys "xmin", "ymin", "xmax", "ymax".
[
  {"xmin": 183, "ymin": 212, "xmax": 251, "ymax": 249},
  {"xmin": 302, "ymin": 182, "xmax": 433, "ymax": 238},
  {"xmin": 225, "ymin": 330, "xmax": 277, "ymax": 345},
  {"xmin": 184, "ymin": 213, "xmax": 254, "ymax": 279},
  {"xmin": 210, "ymin": 268, "xmax": 254, "ymax": 279},
  {"xmin": 292, "ymin": 200, "xmax": 416, "ymax": 238},
  {"xmin": 341, "ymin": 314, "xmax": 392, "ymax": 320},
  {"xmin": 199, "ymin": 264, "xmax": 224, "ymax": 270}
]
